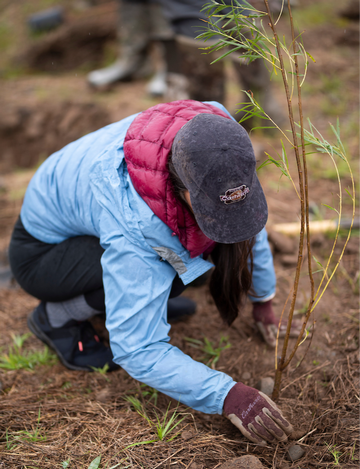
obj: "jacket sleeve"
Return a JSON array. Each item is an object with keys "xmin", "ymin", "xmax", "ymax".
[
  {"xmin": 101, "ymin": 233, "xmax": 236, "ymax": 415},
  {"xmin": 248, "ymin": 227, "xmax": 276, "ymax": 302}
]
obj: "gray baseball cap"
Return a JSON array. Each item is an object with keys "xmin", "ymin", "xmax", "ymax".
[{"xmin": 172, "ymin": 113, "xmax": 268, "ymax": 244}]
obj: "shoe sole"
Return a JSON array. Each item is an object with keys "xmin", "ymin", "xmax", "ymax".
[{"xmin": 27, "ymin": 310, "xmax": 90, "ymax": 372}]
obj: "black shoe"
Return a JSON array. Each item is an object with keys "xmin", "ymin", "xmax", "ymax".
[
  {"xmin": 27, "ymin": 302, "xmax": 118, "ymax": 372},
  {"xmin": 167, "ymin": 297, "xmax": 196, "ymax": 323}
]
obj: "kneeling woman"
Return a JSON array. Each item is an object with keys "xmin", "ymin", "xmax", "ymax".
[{"xmin": 9, "ymin": 100, "xmax": 293, "ymax": 445}]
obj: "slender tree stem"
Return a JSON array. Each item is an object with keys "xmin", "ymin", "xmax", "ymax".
[
  {"xmin": 281, "ymin": 0, "xmax": 315, "ymax": 369},
  {"xmin": 263, "ymin": 0, "xmax": 306, "ymax": 401}
]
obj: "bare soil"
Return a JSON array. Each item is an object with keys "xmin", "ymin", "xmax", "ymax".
[{"xmin": 0, "ymin": 0, "xmax": 359, "ymax": 468}]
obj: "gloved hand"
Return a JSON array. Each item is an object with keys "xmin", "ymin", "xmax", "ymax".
[
  {"xmin": 252, "ymin": 299, "xmax": 302, "ymax": 347},
  {"xmin": 223, "ymin": 382, "xmax": 293, "ymax": 445}
]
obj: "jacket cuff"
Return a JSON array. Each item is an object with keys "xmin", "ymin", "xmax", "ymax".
[
  {"xmin": 249, "ymin": 291, "xmax": 276, "ymax": 303},
  {"xmin": 217, "ymin": 380, "xmax": 237, "ymax": 415}
]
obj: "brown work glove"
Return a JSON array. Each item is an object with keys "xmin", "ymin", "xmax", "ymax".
[
  {"xmin": 223, "ymin": 382, "xmax": 293, "ymax": 445},
  {"xmin": 252, "ymin": 299, "xmax": 302, "ymax": 347}
]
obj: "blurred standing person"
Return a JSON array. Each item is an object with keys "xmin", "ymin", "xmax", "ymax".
[
  {"xmin": 87, "ymin": 0, "xmax": 174, "ymax": 96},
  {"xmin": 158, "ymin": 0, "xmax": 286, "ymax": 128}
]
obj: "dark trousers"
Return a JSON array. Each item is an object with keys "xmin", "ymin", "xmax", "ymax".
[{"xmin": 9, "ymin": 217, "xmax": 186, "ymax": 311}]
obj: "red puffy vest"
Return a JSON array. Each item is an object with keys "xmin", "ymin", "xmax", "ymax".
[{"xmin": 124, "ymin": 100, "xmax": 231, "ymax": 258}]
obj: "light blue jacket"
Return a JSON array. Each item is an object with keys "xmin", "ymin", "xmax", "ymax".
[{"xmin": 21, "ymin": 102, "xmax": 276, "ymax": 415}]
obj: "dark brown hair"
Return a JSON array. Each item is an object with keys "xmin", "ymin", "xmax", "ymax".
[{"xmin": 168, "ymin": 156, "xmax": 255, "ymax": 326}]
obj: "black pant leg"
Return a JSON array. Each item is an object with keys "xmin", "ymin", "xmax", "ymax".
[
  {"xmin": 9, "ymin": 217, "xmax": 187, "ymax": 310},
  {"xmin": 9, "ymin": 217, "xmax": 105, "ymax": 306}
]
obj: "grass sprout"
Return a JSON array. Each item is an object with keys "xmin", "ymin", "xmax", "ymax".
[
  {"xmin": 325, "ymin": 443, "xmax": 343, "ymax": 466},
  {"xmin": 0, "ymin": 333, "xmax": 57, "ymax": 370},
  {"xmin": 87, "ymin": 454, "xmax": 129, "ymax": 469},
  {"xmin": 185, "ymin": 335, "xmax": 232, "ymax": 368},
  {"xmin": 90, "ymin": 363, "xmax": 111, "ymax": 381},
  {"xmin": 6, "ymin": 408, "xmax": 46, "ymax": 449},
  {"xmin": 90, "ymin": 363, "xmax": 110, "ymax": 374},
  {"xmin": 152, "ymin": 403, "xmax": 187, "ymax": 442},
  {"xmin": 124, "ymin": 396, "xmax": 187, "ymax": 443}
]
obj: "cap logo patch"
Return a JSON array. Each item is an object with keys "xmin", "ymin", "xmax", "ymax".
[{"xmin": 220, "ymin": 185, "xmax": 250, "ymax": 204}]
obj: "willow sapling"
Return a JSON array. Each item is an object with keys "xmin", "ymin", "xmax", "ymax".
[{"xmin": 199, "ymin": 0, "xmax": 355, "ymax": 400}]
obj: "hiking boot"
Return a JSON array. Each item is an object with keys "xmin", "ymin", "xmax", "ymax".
[
  {"xmin": 27, "ymin": 302, "xmax": 118, "ymax": 372},
  {"xmin": 87, "ymin": 1, "xmax": 173, "ymax": 89},
  {"xmin": 87, "ymin": 1, "xmax": 151, "ymax": 88},
  {"xmin": 147, "ymin": 69, "xmax": 167, "ymax": 97},
  {"xmin": 167, "ymin": 297, "xmax": 196, "ymax": 323}
]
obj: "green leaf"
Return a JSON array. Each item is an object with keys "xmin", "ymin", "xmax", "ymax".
[
  {"xmin": 107, "ymin": 462, "xmax": 129, "ymax": 469},
  {"xmin": 281, "ymin": 140, "xmax": 289, "ymax": 169},
  {"xmin": 265, "ymin": 155, "xmax": 290, "ymax": 179},
  {"xmin": 312, "ymin": 256, "xmax": 324, "ymax": 270},
  {"xmin": 256, "ymin": 159, "xmax": 272, "ymax": 171},
  {"xmin": 184, "ymin": 337, "xmax": 203, "ymax": 347},
  {"xmin": 88, "ymin": 456, "xmax": 101, "ymax": 469},
  {"xmin": 123, "ymin": 439, "xmax": 157, "ymax": 450},
  {"xmin": 345, "ymin": 187, "xmax": 354, "ymax": 200},
  {"xmin": 321, "ymin": 204, "xmax": 339, "ymax": 214}
]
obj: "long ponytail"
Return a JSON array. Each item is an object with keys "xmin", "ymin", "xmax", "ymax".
[
  {"xmin": 209, "ymin": 240, "xmax": 255, "ymax": 326},
  {"xmin": 168, "ymin": 155, "xmax": 255, "ymax": 325}
]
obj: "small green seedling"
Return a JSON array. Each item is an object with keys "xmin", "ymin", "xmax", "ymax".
[
  {"xmin": 90, "ymin": 363, "xmax": 111, "ymax": 381},
  {"xmin": 152, "ymin": 403, "xmax": 186, "ymax": 442},
  {"xmin": 350, "ymin": 441, "xmax": 359, "ymax": 461},
  {"xmin": 88, "ymin": 456, "xmax": 102, "ymax": 469},
  {"xmin": 124, "ymin": 396, "xmax": 186, "ymax": 443},
  {"xmin": 0, "ymin": 333, "xmax": 57, "ymax": 370},
  {"xmin": 90, "ymin": 363, "xmax": 110, "ymax": 374},
  {"xmin": 5, "ymin": 429, "xmax": 18, "ymax": 451},
  {"xmin": 124, "ymin": 395, "xmax": 146, "ymax": 417},
  {"xmin": 185, "ymin": 335, "xmax": 232, "ymax": 368},
  {"xmin": 87, "ymin": 454, "xmax": 128, "ymax": 469},
  {"xmin": 6, "ymin": 408, "xmax": 46, "ymax": 448},
  {"xmin": 325, "ymin": 443, "xmax": 342, "ymax": 466}
]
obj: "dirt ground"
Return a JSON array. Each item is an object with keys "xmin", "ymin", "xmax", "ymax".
[{"xmin": 0, "ymin": 0, "xmax": 359, "ymax": 468}]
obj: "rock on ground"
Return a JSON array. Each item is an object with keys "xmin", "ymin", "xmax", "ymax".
[
  {"xmin": 287, "ymin": 445, "xmax": 306, "ymax": 461},
  {"xmin": 255, "ymin": 377, "xmax": 274, "ymax": 396},
  {"xmin": 217, "ymin": 456, "xmax": 264, "ymax": 469}
]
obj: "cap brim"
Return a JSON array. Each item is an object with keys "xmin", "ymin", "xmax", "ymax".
[{"xmin": 191, "ymin": 173, "xmax": 268, "ymax": 244}]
